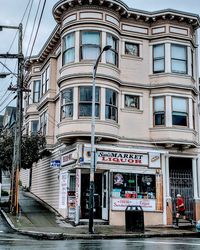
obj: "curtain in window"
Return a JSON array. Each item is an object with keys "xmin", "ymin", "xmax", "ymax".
[
  {"xmin": 172, "ymin": 97, "xmax": 187, "ymax": 126},
  {"xmin": 171, "ymin": 45, "xmax": 187, "ymax": 73},
  {"xmin": 81, "ymin": 31, "xmax": 100, "ymax": 60},
  {"xmin": 154, "ymin": 97, "xmax": 165, "ymax": 125},
  {"xmin": 153, "ymin": 44, "xmax": 164, "ymax": 73}
]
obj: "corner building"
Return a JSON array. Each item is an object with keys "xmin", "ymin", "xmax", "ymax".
[{"xmin": 21, "ymin": 0, "xmax": 200, "ymax": 226}]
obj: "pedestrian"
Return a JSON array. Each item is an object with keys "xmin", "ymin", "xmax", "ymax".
[{"xmin": 175, "ymin": 194, "xmax": 186, "ymax": 227}]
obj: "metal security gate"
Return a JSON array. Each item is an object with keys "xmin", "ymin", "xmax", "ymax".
[{"xmin": 169, "ymin": 158, "xmax": 193, "ymax": 220}]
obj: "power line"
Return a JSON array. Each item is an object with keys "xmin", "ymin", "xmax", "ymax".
[
  {"xmin": 28, "ymin": 0, "xmax": 47, "ymax": 59},
  {"xmin": 25, "ymin": 0, "xmax": 42, "ymax": 58},
  {"xmin": 0, "ymin": 95, "xmax": 16, "ymax": 114}
]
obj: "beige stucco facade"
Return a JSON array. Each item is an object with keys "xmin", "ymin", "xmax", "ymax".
[{"xmin": 21, "ymin": 0, "xmax": 200, "ymax": 227}]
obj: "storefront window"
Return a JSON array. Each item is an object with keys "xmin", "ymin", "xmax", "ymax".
[{"xmin": 112, "ymin": 172, "xmax": 156, "ymax": 199}]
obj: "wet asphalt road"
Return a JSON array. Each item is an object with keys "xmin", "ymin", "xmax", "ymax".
[{"xmin": 0, "ymin": 213, "xmax": 200, "ymax": 249}]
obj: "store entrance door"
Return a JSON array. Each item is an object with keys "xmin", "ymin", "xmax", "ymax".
[
  {"xmin": 102, "ymin": 171, "xmax": 109, "ymax": 220},
  {"xmin": 81, "ymin": 173, "xmax": 102, "ymax": 219}
]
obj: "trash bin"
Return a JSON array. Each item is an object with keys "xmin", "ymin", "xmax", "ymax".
[{"xmin": 125, "ymin": 205, "xmax": 144, "ymax": 232}]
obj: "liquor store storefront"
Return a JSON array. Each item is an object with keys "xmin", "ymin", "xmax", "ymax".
[{"xmin": 59, "ymin": 145, "xmax": 165, "ymax": 226}]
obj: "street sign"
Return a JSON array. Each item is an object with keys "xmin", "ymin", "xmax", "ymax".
[{"xmin": 50, "ymin": 160, "xmax": 61, "ymax": 168}]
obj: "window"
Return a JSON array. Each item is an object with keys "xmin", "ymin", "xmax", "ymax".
[
  {"xmin": 79, "ymin": 86, "xmax": 100, "ymax": 117},
  {"xmin": 61, "ymin": 88, "xmax": 73, "ymax": 119},
  {"xmin": 112, "ymin": 173, "xmax": 156, "ymax": 199},
  {"xmin": 31, "ymin": 120, "xmax": 39, "ymax": 135},
  {"xmin": 125, "ymin": 95, "xmax": 139, "ymax": 109},
  {"xmin": 33, "ymin": 80, "xmax": 40, "ymax": 103},
  {"xmin": 171, "ymin": 44, "xmax": 187, "ymax": 74},
  {"xmin": 105, "ymin": 89, "xmax": 118, "ymax": 121},
  {"xmin": 153, "ymin": 44, "xmax": 165, "ymax": 73},
  {"xmin": 106, "ymin": 33, "xmax": 118, "ymax": 66},
  {"xmin": 40, "ymin": 111, "xmax": 47, "ymax": 135},
  {"xmin": 41, "ymin": 66, "xmax": 50, "ymax": 95},
  {"xmin": 191, "ymin": 49, "xmax": 194, "ymax": 77},
  {"xmin": 125, "ymin": 42, "xmax": 139, "ymax": 56},
  {"xmin": 63, "ymin": 32, "xmax": 75, "ymax": 65},
  {"xmin": 81, "ymin": 31, "xmax": 100, "ymax": 60},
  {"xmin": 172, "ymin": 97, "xmax": 188, "ymax": 126},
  {"xmin": 153, "ymin": 97, "xmax": 165, "ymax": 126}
]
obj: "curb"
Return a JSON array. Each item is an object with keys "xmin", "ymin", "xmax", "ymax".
[{"xmin": 0, "ymin": 209, "xmax": 199, "ymax": 240}]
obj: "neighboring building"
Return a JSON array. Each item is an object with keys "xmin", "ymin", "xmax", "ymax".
[
  {"xmin": 21, "ymin": 0, "xmax": 200, "ymax": 226},
  {"xmin": 1, "ymin": 106, "xmax": 16, "ymax": 136}
]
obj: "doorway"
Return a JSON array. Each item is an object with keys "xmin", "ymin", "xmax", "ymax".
[
  {"xmin": 81, "ymin": 173, "xmax": 102, "ymax": 219},
  {"xmin": 169, "ymin": 157, "xmax": 193, "ymax": 220}
]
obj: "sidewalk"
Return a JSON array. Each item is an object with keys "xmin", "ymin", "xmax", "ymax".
[{"xmin": 0, "ymin": 191, "xmax": 199, "ymax": 240}]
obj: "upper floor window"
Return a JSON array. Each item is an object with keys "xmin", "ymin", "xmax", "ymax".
[
  {"xmin": 153, "ymin": 97, "xmax": 165, "ymax": 126},
  {"xmin": 31, "ymin": 120, "xmax": 39, "ymax": 135},
  {"xmin": 61, "ymin": 88, "xmax": 73, "ymax": 119},
  {"xmin": 40, "ymin": 111, "xmax": 47, "ymax": 136},
  {"xmin": 153, "ymin": 44, "xmax": 165, "ymax": 73},
  {"xmin": 33, "ymin": 80, "xmax": 40, "ymax": 103},
  {"xmin": 125, "ymin": 42, "xmax": 139, "ymax": 57},
  {"xmin": 171, "ymin": 44, "xmax": 187, "ymax": 74},
  {"xmin": 105, "ymin": 88, "xmax": 118, "ymax": 121},
  {"xmin": 125, "ymin": 95, "xmax": 139, "ymax": 109},
  {"xmin": 172, "ymin": 97, "xmax": 188, "ymax": 126},
  {"xmin": 81, "ymin": 31, "xmax": 100, "ymax": 60},
  {"xmin": 79, "ymin": 86, "xmax": 100, "ymax": 117},
  {"xmin": 41, "ymin": 66, "xmax": 49, "ymax": 95},
  {"xmin": 106, "ymin": 33, "xmax": 118, "ymax": 66},
  {"xmin": 63, "ymin": 32, "xmax": 75, "ymax": 65}
]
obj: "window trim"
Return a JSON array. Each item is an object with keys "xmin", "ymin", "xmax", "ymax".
[
  {"xmin": 106, "ymin": 33, "xmax": 118, "ymax": 66},
  {"xmin": 125, "ymin": 42, "xmax": 139, "ymax": 57},
  {"xmin": 172, "ymin": 96, "xmax": 188, "ymax": 127},
  {"xmin": 33, "ymin": 80, "xmax": 41, "ymax": 103},
  {"xmin": 153, "ymin": 44, "xmax": 165, "ymax": 73},
  {"xmin": 78, "ymin": 86, "xmax": 100, "ymax": 118},
  {"xmin": 153, "ymin": 96, "xmax": 165, "ymax": 126},
  {"xmin": 62, "ymin": 32, "xmax": 75, "ymax": 65},
  {"xmin": 171, "ymin": 44, "xmax": 187, "ymax": 74},
  {"xmin": 61, "ymin": 88, "xmax": 73, "ymax": 120},
  {"xmin": 105, "ymin": 88, "xmax": 118, "ymax": 122},
  {"xmin": 80, "ymin": 30, "xmax": 101, "ymax": 61}
]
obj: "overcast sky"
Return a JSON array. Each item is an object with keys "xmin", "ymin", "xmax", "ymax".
[{"xmin": 0, "ymin": 0, "xmax": 200, "ymax": 112}]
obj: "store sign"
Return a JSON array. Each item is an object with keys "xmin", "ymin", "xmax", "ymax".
[
  {"xmin": 111, "ymin": 198, "xmax": 156, "ymax": 211},
  {"xmin": 50, "ymin": 160, "xmax": 61, "ymax": 168},
  {"xmin": 149, "ymin": 152, "xmax": 161, "ymax": 168},
  {"xmin": 61, "ymin": 150, "xmax": 77, "ymax": 166},
  {"xmin": 97, "ymin": 151, "xmax": 148, "ymax": 166}
]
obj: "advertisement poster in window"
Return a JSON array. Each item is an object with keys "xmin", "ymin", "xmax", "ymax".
[
  {"xmin": 111, "ymin": 198, "xmax": 156, "ymax": 211},
  {"xmin": 59, "ymin": 171, "xmax": 68, "ymax": 209}
]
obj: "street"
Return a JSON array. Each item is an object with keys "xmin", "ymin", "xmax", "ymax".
[{"xmin": 0, "ymin": 213, "xmax": 199, "ymax": 249}]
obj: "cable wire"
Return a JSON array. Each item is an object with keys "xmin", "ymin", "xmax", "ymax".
[
  {"xmin": 0, "ymin": 95, "xmax": 16, "ymax": 114},
  {"xmin": 25, "ymin": 0, "xmax": 42, "ymax": 58},
  {"xmin": 28, "ymin": 0, "xmax": 47, "ymax": 59}
]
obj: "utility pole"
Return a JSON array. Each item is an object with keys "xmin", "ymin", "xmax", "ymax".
[{"xmin": 0, "ymin": 23, "xmax": 24, "ymax": 215}]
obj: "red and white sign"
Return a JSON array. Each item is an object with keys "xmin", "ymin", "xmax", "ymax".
[
  {"xmin": 59, "ymin": 171, "xmax": 68, "ymax": 209},
  {"xmin": 61, "ymin": 150, "xmax": 77, "ymax": 166},
  {"xmin": 97, "ymin": 151, "xmax": 148, "ymax": 166},
  {"xmin": 111, "ymin": 198, "xmax": 156, "ymax": 211}
]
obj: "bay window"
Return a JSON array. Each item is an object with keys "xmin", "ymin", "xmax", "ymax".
[
  {"xmin": 61, "ymin": 88, "xmax": 73, "ymax": 119},
  {"xmin": 63, "ymin": 32, "xmax": 75, "ymax": 65},
  {"xmin": 79, "ymin": 86, "xmax": 100, "ymax": 117},
  {"xmin": 106, "ymin": 33, "xmax": 118, "ymax": 66},
  {"xmin": 105, "ymin": 88, "xmax": 118, "ymax": 121},
  {"xmin": 171, "ymin": 44, "xmax": 187, "ymax": 74},
  {"xmin": 153, "ymin": 97, "xmax": 165, "ymax": 126},
  {"xmin": 172, "ymin": 97, "xmax": 188, "ymax": 126},
  {"xmin": 153, "ymin": 44, "xmax": 165, "ymax": 73},
  {"xmin": 81, "ymin": 31, "xmax": 100, "ymax": 60}
]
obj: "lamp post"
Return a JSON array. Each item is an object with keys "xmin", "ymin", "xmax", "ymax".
[
  {"xmin": 0, "ymin": 23, "xmax": 23, "ymax": 216},
  {"xmin": 89, "ymin": 45, "xmax": 111, "ymax": 234}
]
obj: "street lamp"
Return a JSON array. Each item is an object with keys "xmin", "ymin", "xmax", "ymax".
[{"xmin": 89, "ymin": 45, "xmax": 112, "ymax": 234}]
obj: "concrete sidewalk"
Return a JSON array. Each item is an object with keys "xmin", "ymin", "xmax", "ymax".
[{"xmin": 0, "ymin": 191, "xmax": 199, "ymax": 240}]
